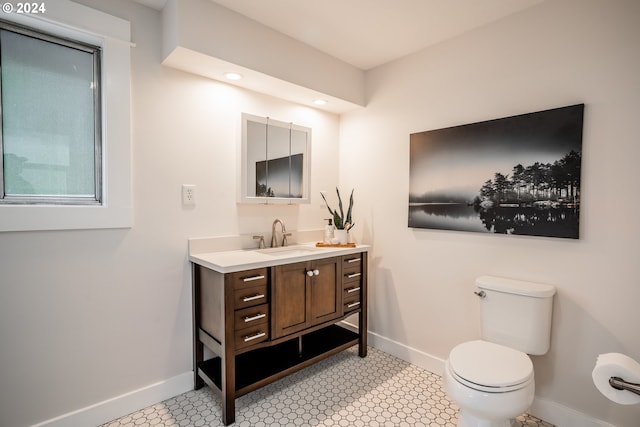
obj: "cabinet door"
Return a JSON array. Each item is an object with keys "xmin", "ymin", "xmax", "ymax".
[
  {"xmin": 272, "ymin": 261, "xmax": 310, "ymax": 338},
  {"xmin": 272, "ymin": 257, "xmax": 342, "ymax": 339},
  {"xmin": 310, "ymin": 257, "xmax": 342, "ymax": 325}
]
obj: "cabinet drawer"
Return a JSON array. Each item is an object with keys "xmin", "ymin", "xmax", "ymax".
[
  {"xmin": 231, "ymin": 268, "xmax": 268, "ymax": 290},
  {"xmin": 343, "ymin": 270, "xmax": 362, "ymax": 284},
  {"xmin": 235, "ymin": 324, "xmax": 269, "ymax": 350},
  {"xmin": 343, "ymin": 291, "xmax": 361, "ymax": 313},
  {"xmin": 234, "ymin": 304, "xmax": 269, "ymax": 331},
  {"xmin": 342, "ymin": 254, "xmax": 362, "ymax": 272},
  {"xmin": 343, "ymin": 283, "xmax": 361, "ymax": 298},
  {"xmin": 234, "ymin": 284, "xmax": 268, "ymax": 309}
]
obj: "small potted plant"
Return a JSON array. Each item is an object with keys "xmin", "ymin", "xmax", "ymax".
[{"xmin": 321, "ymin": 188, "xmax": 354, "ymax": 244}]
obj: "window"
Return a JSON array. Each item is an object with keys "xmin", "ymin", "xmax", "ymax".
[
  {"xmin": 0, "ymin": 21, "xmax": 101, "ymax": 204},
  {"xmin": 0, "ymin": 2, "xmax": 132, "ymax": 232}
]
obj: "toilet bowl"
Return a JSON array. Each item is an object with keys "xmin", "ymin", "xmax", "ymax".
[{"xmin": 444, "ymin": 340, "xmax": 535, "ymax": 427}]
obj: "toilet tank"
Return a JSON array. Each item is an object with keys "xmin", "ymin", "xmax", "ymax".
[{"xmin": 476, "ymin": 275, "xmax": 556, "ymax": 355}]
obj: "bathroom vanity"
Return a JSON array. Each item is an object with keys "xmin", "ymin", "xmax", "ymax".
[{"xmin": 189, "ymin": 242, "xmax": 369, "ymax": 425}]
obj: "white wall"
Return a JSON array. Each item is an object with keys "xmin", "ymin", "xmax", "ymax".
[
  {"xmin": 2, "ymin": 1, "xmax": 640, "ymax": 426},
  {"xmin": 0, "ymin": 2, "xmax": 340, "ymax": 426},
  {"xmin": 341, "ymin": 0, "xmax": 640, "ymax": 426}
]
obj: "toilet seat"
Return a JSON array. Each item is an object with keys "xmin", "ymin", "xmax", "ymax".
[{"xmin": 448, "ymin": 340, "xmax": 533, "ymax": 393}]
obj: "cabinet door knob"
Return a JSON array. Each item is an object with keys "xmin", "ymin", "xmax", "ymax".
[
  {"xmin": 307, "ymin": 270, "xmax": 314, "ymax": 277},
  {"xmin": 313, "ymin": 269, "xmax": 320, "ymax": 276}
]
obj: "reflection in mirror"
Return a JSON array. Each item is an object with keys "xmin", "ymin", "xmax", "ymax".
[{"xmin": 240, "ymin": 113, "xmax": 311, "ymax": 204}]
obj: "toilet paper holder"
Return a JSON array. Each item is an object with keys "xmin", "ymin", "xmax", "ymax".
[{"xmin": 609, "ymin": 376, "xmax": 640, "ymax": 396}]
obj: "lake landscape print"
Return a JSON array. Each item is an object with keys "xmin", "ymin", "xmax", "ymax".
[{"xmin": 409, "ymin": 104, "xmax": 584, "ymax": 238}]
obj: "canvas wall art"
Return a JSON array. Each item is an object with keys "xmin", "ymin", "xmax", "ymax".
[{"xmin": 408, "ymin": 104, "xmax": 584, "ymax": 239}]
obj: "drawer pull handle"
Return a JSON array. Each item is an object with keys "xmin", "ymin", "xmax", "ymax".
[
  {"xmin": 244, "ymin": 313, "xmax": 266, "ymax": 323},
  {"xmin": 347, "ymin": 301, "xmax": 360, "ymax": 308},
  {"xmin": 243, "ymin": 332, "xmax": 266, "ymax": 342},
  {"xmin": 346, "ymin": 272, "xmax": 361, "ymax": 279},
  {"xmin": 243, "ymin": 293, "xmax": 265, "ymax": 302},
  {"xmin": 243, "ymin": 275, "xmax": 265, "ymax": 282},
  {"xmin": 347, "ymin": 286, "xmax": 361, "ymax": 294},
  {"xmin": 347, "ymin": 258, "xmax": 361, "ymax": 263}
]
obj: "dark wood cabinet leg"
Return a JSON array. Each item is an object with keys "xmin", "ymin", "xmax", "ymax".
[
  {"xmin": 359, "ymin": 253, "xmax": 368, "ymax": 358},
  {"xmin": 192, "ymin": 264, "xmax": 205, "ymax": 388},
  {"xmin": 221, "ymin": 350, "xmax": 236, "ymax": 425},
  {"xmin": 358, "ymin": 308, "xmax": 368, "ymax": 358},
  {"xmin": 222, "ymin": 396, "xmax": 235, "ymax": 426},
  {"xmin": 194, "ymin": 340, "xmax": 204, "ymax": 389}
]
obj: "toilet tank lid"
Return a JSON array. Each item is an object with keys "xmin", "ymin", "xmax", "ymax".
[{"xmin": 476, "ymin": 275, "xmax": 556, "ymax": 298}]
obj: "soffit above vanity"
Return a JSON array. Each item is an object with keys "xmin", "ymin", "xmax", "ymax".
[{"xmin": 160, "ymin": 0, "xmax": 365, "ymax": 114}]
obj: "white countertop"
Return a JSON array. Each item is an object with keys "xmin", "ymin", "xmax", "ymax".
[{"xmin": 189, "ymin": 242, "xmax": 371, "ymax": 273}]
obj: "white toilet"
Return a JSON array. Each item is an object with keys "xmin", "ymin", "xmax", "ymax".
[{"xmin": 443, "ymin": 275, "xmax": 556, "ymax": 427}]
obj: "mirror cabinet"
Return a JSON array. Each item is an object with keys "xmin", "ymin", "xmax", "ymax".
[{"xmin": 239, "ymin": 113, "xmax": 311, "ymax": 204}]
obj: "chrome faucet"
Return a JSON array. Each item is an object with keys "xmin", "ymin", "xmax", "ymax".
[{"xmin": 271, "ymin": 218, "xmax": 291, "ymax": 247}]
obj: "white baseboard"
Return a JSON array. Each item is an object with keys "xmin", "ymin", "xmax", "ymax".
[
  {"xmin": 530, "ymin": 396, "xmax": 617, "ymax": 427},
  {"xmin": 364, "ymin": 330, "xmax": 615, "ymax": 427},
  {"xmin": 32, "ymin": 372, "xmax": 193, "ymax": 427},
  {"xmin": 366, "ymin": 329, "xmax": 446, "ymax": 376}
]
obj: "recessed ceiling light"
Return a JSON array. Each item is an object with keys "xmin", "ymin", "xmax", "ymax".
[
  {"xmin": 313, "ymin": 99, "xmax": 328, "ymax": 106},
  {"xmin": 224, "ymin": 72, "xmax": 243, "ymax": 81}
]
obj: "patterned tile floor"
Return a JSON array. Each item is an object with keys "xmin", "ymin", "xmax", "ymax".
[{"xmin": 101, "ymin": 346, "xmax": 554, "ymax": 427}]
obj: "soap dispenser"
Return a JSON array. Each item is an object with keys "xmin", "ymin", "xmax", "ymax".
[{"xmin": 323, "ymin": 218, "xmax": 334, "ymax": 243}]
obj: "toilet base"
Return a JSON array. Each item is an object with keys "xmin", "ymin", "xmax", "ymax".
[{"xmin": 457, "ymin": 409, "xmax": 519, "ymax": 427}]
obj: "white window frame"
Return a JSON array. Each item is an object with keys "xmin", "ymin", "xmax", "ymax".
[{"xmin": 0, "ymin": 0, "xmax": 132, "ymax": 231}]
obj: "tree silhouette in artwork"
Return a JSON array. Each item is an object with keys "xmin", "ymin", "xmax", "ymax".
[{"xmin": 475, "ymin": 150, "xmax": 581, "ymax": 207}]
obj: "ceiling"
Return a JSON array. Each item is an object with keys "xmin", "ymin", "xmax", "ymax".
[{"xmin": 134, "ymin": 0, "xmax": 544, "ymax": 70}]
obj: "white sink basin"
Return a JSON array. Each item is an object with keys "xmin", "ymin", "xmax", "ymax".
[{"xmin": 255, "ymin": 245, "xmax": 320, "ymax": 257}]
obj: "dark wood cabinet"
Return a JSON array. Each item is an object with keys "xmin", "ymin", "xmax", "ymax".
[{"xmin": 192, "ymin": 251, "xmax": 368, "ymax": 425}]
